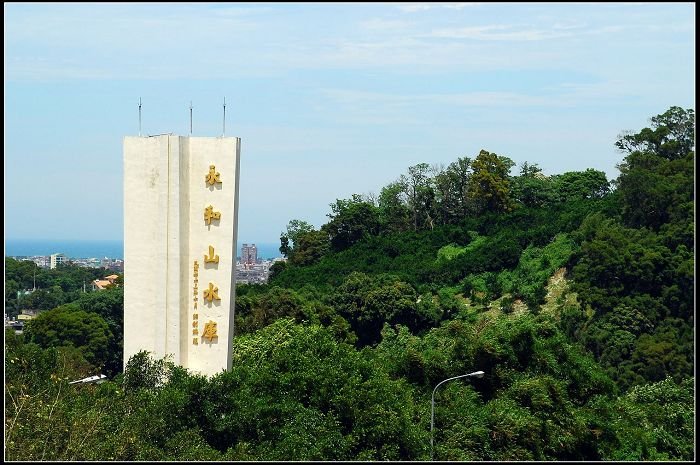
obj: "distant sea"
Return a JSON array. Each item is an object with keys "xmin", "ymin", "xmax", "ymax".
[
  {"xmin": 5, "ymin": 239, "xmax": 124, "ymax": 259},
  {"xmin": 5, "ymin": 239, "xmax": 282, "ymax": 260}
]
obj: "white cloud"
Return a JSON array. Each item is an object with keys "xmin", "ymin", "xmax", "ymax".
[
  {"xmin": 427, "ymin": 24, "xmax": 572, "ymax": 41},
  {"xmin": 318, "ymin": 79, "xmax": 642, "ymax": 122},
  {"xmin": 321, "ymin": 88, "xmax": 554, "ymax": 109},
  {"xmin": 443, "ymin": 3, "xmax": 484, "ymax": 10},
  {"xmin": 359, "ymin": 18, "xmax": 413, "ymax": 31},
  {"xmin": 396, "ymin": 3, "xmax": 432, "ymax": 13},
  {"xmin": 552, "ymin": 21, "xmax": 586, "ymax": 30},
  {"xmin": 4, "ymin": 4, "xmax": 266, "ymax": 80},
  {"xmin": 3, "ymin": 2, "xmax": 692, "ymax": 81},
  {"xmin": 395, "ymin": 2, "xmax": 483, "ymax": 13}
]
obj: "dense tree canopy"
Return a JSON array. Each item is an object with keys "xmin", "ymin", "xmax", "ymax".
[
  {"xmin": 4, "ymin": 259, "xmax": 118, "ymax": 317},
  {"xmin": 23, "ymin": 305, "xmax": 116, "ymax": 373},
  {"xmin": 615, "ymin": 106, "xmax": 694, "ymax": 231},
  {"xmin": 467, "ymin": 149, "xmax": 515, "ymax": 214},
  {"xmin": 325, "ymin": 194, "xmax": 382, "ymax": 252}
]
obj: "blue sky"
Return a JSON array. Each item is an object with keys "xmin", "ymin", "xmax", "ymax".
[{"xmin": 4, "ymin": 2, "xmax": 695, "ymax": 244}]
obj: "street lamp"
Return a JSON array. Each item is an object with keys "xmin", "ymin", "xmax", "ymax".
[
  {"xmin": 68, "ymin": 374, "xmax": 107, "ymax": 385},
  {"xmin": 430, "ymin": 370, "xmax": 484, "ymax": 460}
]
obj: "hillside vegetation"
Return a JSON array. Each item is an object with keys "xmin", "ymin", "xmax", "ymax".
[{"xmin": 5, "ymin": 107, "xmax": 694, "ymax": 460}]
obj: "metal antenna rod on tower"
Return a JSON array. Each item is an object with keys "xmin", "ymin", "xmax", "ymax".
[
  {"xmin": 138, "ymin": 97, "xmax": 142, "ymax": 136},
  {"xmin": 189, "ymin": 101, "xmax": 193, "ymax": 135},
  {"xmin": 223, "ymin": 96, "xmax": 226, "ymax": 137}
]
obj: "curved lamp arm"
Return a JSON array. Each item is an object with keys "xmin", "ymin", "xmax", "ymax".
[{"xmin": 430, "ymin": 371, "xmax": 484, "ymax": 460}]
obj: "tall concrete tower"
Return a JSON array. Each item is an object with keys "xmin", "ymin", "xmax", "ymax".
[{"xmin": 123, "ymin": 135, "xmax": 241, "ymax": 376}]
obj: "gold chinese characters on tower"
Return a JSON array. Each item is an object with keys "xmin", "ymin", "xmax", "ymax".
[
  {"xmin": 199, "ymin": 164, "xmax": 222, "ymax": 346},
  {"xmin": 204, "ymin": 205, "xmax": 221, "ymax": 225},
  {"xmin": 202, "ymin": 320, "xmax": 218, "ymax": 341},
  {"xmin": 204, "ymin": 245, "xmax": 219, "ymax": 264},
  {"xmin": 205, "ymin": 165, "xmax": 222, "ymax": 185},
  {"xmin": 203, "ymin": 282, "xmax": 220, "ymax": 303}
]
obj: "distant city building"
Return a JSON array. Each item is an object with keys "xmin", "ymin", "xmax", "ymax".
[
  {"xmin": 17, "ymin": 309, "xmax": 42, "ymax": 321},
  {"xmin": 73, "ymin": 257, "xmax": 102, "ymax": 268},
  {"xmin": 5, "ymin": 320, "xmax": 24, "ymax": 334},
  {"xmin": 92, "ymin": 274, "xmax": 120, "ymax": 291},
  {"xmin": 100, "ymin": 257, "xmax": 124, "ymax": 272},
  {"xmin": 112, "ymin": 259, "xmax": 124, "ymax": 272},
  {"xmin": 10, "ymin": 254, "xmax": 123, "ymax": 271},
  {"xmin": 19, "ymin": 256, "xmax": 49, "ymax": 268},
  {"xmin": 235, "ymin": 256, "xmax": 274, "ymax": 285},
  {"xmin": 49, "ymin": 253, "xmax": 67, "ymax": 269},
  {"xmin": 241, "ymin": 243, "xmax": 258, "ymax": 267}
]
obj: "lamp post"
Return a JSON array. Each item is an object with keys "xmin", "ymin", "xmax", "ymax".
[
  {"xmin": 68, "ymin": 374, "xmax": 107, "ymax": 385},
  {"xmin": 430, "ymin": 370, "xmax": 484, "ymax": 460}
]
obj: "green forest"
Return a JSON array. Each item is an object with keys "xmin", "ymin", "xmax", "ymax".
[{"xmin": 4, "ymin": 107, "xmax": 694, "ymax": 461}]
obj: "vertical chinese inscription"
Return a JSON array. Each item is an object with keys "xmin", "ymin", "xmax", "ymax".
[
  {"xmin": 200, "ymin": 164, "xmax": 223, "ymax": 346},
  {"xmin": 192, "ymin": 260, "xmax": 199, "ymax": 345}
]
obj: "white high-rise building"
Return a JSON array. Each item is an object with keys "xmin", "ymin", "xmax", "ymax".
[
  {"xmin": 49, "ymin": 253, "xmax": 67, "ymax": 269},
  {"xmin": 123, "ymin": 135, "xmax": 241, "ymax": 376}
]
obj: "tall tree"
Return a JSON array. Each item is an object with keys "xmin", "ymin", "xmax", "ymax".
[
  {"xmin": 467, "ymin": 149, "xmax": 515, "ymax": 214},
  {"xmin": 614, "ymin": 106, "xmax": 694, "ymax": 231},
  {"xmin": 434, "ymin": 157, "xmax": 473, "ymax": 224},
  {"xmin": 402, "ymin": 163, "xmax": 436, "ymax": 231},
  {"xmin": 279, "ymin": 219, "xmax": 316, "ymax": 258},
  {"xmin": 378, "ymin": 180, "xmax": 411, "ymax": 233},
  {"xmin": 615, "ymin": 106, "xmax": 694, "ymax": 161},
  {"xmin": 289, "ymin": 229, "xmax": 330, "ymax": 266},
  {"xmin": 552, "ymin": 169, "xmax": 610, "ymax": 203},
  {"xmin": 325, "ymin": 194, "xmax": 381, "ymax": 252},
  {"xmin": 510, "ymin": 162, "xmax": 556, "ymax": 208}
]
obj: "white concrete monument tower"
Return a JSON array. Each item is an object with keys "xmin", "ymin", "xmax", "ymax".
[{"xmin": 123, "ymin": 135, "xmax": 241, "ymax": 376}]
